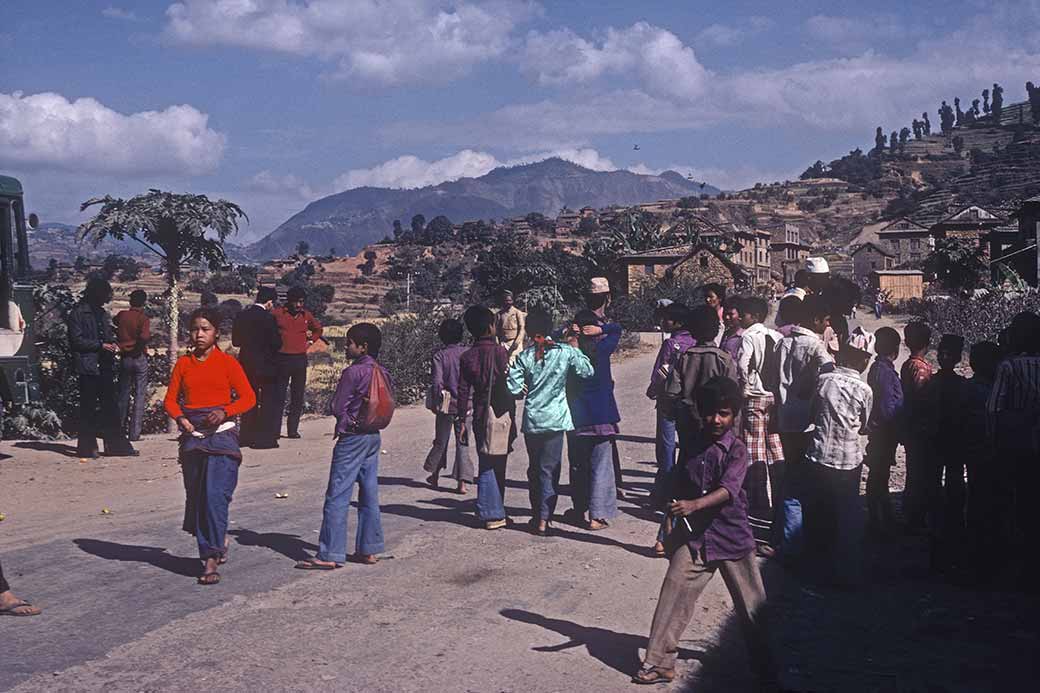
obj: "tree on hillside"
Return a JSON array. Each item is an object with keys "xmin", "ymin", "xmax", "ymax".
[
  {"xmin": 410, "ymin": 214, "xmax": 426, "ymax": 239},
  {"xmin": 79, "ymin": 190, "xmax": 246, "ymax": 428},
  {"xmin": 899, "ymin": 127, "xmax": 911, "ymax": 153},
  {"xmin": 360, "ymin": 250, "xmax": 377, "ymax": 276},
  {"xmin": 922, "ymin": 112, "xmax": 931, "ymax": 135},
  {"xmin": 392, "ymin": 219, "xmax": 404, "ymax": 242},
  {"xmin": 939, "ymin": 101, "xmax": 955, "ymax": 134},
  {"xmin": 800, "ymin": 160, "xmax": 828, "ymax": 179},
  {"xmin": 890, "ymin": 130, "xmax": 899, "ymax": 154},
  {"xmin": 983, "ymin": 88, "xmax": 990, "ymax": 114},
  {"xmin": 1028, "ymin": 81, "xmax": 1040, "ymax": 124},
  {"xmin": 991, "ymin": 83, "xmax": 1004, "ymax": 122},
  {"xmin": 874, "ymin": 127, "xmax": 887, "ymax": 154},
  {"xmin": 576, "ymin": 216, "xmax": 600, "ymax": 236},
  {"xmin": 296, "ymin": 240, "xmax": 310, "ymax": 257},
  {"xmin": 424, "ymin": 215, "xmax": 454, "ymax": 245},
  {"xmin": 953, "ymin": 135, "xmax": 965, "ymax": 153},
  {"xmin": 457, "ymin": 220, "xmax": 494, "ymax": 245},
  {"xmin": 924, "ymin": 238, "xmax": 987, "ymax": 295},
  {"xmin": 912, "ymin": 119, "xmax": 922, "ymax": 140},
  {"xmin": 971, "ymin": 99, "xmax": 981, "ymax": 119}
]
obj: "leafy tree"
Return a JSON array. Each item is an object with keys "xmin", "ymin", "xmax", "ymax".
[
  {"xmin": 360, "ymin": 249, "xmax": 378, "ymax": 276},
  {"xmin": 954, "ymin": 97, "xmax": 964, "ymax": 126},
  {"xmin": 953, "ymin": 135, "xmax": 965, "ymax": 153},
  {"xmin": 1028, "ymin": 81, "xmax": 1040, "ymax": 124},
  {"xmin": 328, "ymin": 247, "xmax": 338, "ymax": 258},
  {"xmin": 295, "ymin": 240, "xmax": 310, "ymax": 257},
  {"xmin": 73, "ymin": 255, "xmax": 89, "ymax": 272},
  {"xmin": 410, "ymin": 214, "xmax": 426, "ymax": 239},
  {"xmin": 576, "ymin": 216, "xmax": 600, "ymax": 236},
  {"xmin": 874, "ymin": 127, "xmax": 887, "ymax": 153},
  {"xmin": 424, "ymin": 215, "xmax": 454, "ymax": 245},
  {"xmin": 922, "ymin": 111, "xmax": 931, "ymax": 135},
  {"xmin": 457, "ymin": 220, "xmax": 494, "ymax": 245},
  {"xmin": 983, "ymin": 88, "xmax": 990, "ymax": 114},
  {"xmin": 890, "ymin": 130, "xmax": 899, "ymax": 154},
  {"xmin": 79, "ymin": 190, "xmax": 246, "ymax": 417},
  {"xmin": 899, "ymin": 127, "xmax": 911, "ymax": 152},
  {"xmin": 392, "ymin": 219, "xmax": 404, "ymax": 242},
  {"xmin": 991, "ymin": 83, "xmax": 1004, "ymax": 122},
  {"xmin": 912, "ymin": 119, "xmax": 922, "ymax": 140},
  {"xmin": 800, "ymin": 160, "xmax": 828, "ymax": 179},
  {"xmin": 939, "ymin": 101, "xmax": 955, "ymax": 134},
  {"xmin": 924, "ymin": 238, "xmax": 987, "ymax": 294}
]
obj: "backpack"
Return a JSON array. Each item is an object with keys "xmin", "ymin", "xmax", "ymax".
[
  {"xmin": 761, "ymin": 332, "xmax": 781, "ymax": 394},
  {"xmin": 359, "ymin": 365, "xmax": 395, "ymax": 431}
]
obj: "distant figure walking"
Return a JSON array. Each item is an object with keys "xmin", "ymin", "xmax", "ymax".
[
  {"xmin": 68, "ymin": 277, "xmax": 137, "ymax": 458},
  {"xmin": 232, "ymin": 287, "xmax": 282, "ymax": 449},
  {"xmin": 423, "ymin": 318, "xmax": 474, "ymax": 493},
  {"xmin": 273, "ymin": 287, "xmax": 323, "ymax": 439},
  {"xmin": 164, "ymin": 307, "xmax": 256, "ymax": 585},
  {"xmin": 496, "ymin": 289, "xmax": 526, "ymax": 365},
  {"xmin": 115, "ymin": 289, "xmax": 151, "ymax": 441}
]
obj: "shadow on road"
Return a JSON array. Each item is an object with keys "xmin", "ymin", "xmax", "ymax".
[
  {"xmin": 614, "ymin": 434, "xmax": 656, "ymax": 445},
  {"xmin": 73, "ymin": 538, "xmax": 200, "ymax": 577},
  {"xmin": 229, "ymin": 528, "xmax": 317, "ymax": 562},
  {"xmin": 15, "ymin": 441, "xmax": 80, "ymax": 458},
  {"xmin": 500, "ymin": 608, "xmax": 703, "ymax": 677},
  {"xmin": 548, "ymin": 525, "xmax": 652, "ymax": 557}
]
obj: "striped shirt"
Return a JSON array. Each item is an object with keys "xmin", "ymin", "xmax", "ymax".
[{"xmin": 988, "ymin": 356, "xmax": 1040, "ymax": 414}]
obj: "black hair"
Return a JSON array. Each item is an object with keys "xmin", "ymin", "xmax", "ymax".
[
  {"xmin": 776, "ymin": 295, "xmax": 803, "ymax": 326},
  {"xmin": 722, "ymin": 296, "xmax": 744, "ymax": 314},
  {"xmin": 347, "ymin": 322, "xmax": 382, "ymax": 358},
  {"xmin": 695, "ymin": 376, "xmax": 744, "ymax": 415},
  {"xmin": 740, "ymin": 296, "xmax": 769, "ymax": 322},
  {"xmin": 793, "ymin": 269, "xmax": 810, "ymax": 288},
  {"xmin": 286, "ymin": 286, "xmax": 307, "ymax": 302},
  {"xmin": 257, "ymin": 286, "xmax": 277, "ymax": 304},
  {"xmin": 904, "ymin": 321, "xmax": 932, "ymax": 351},
  {"xmin": 189, "ymin": 306, "xmax": 224, "ymax": 333},
  {"xmin": 438, "ymin": 318, "xmax": 464, "ymax": 345},
  {"xmin": 800, "ymin": 295, "xmax": 830, "ymax": 326},
  {"xmin": 463, "ymin": 305, "xmax": 495, "ymax": 337},
  {"xmin": 687, "ymin": 305, "xmax": 720, "ymax": 342},
  {"xmin": 586, "ymin": 292, "xmax": 610, "ymax": 311},
  {"xmin": 874, "ymin": 326, "xmax": 901, "ymax": 356},
  {"xmin": 938, "ymin": 333, "xmax": 964, "ymax": 354},
  {"xmin": 830, "ymin": 314, "xmax": 849, "ymax": 345},
  {"xmin": 1008, "ymin": 311, "xmax": 1040, "ymax": 355},
  {"xmin": 969, "ymin": 341, "xmax": 1001, "ymax": 379},
  {"xmin": 662, "ymin": 302, "xmax": 690, "ymax": 325},
  {"xmin": 84, "ymin": 275, "xmax": 113, "ymax": 306},
  {"xmin": 527, "ymin": 310, "xmax": 554, "ymax": 337},
  {"xmin": 574, "ymin": 309, "xmax": 600, "ymax": 328},
  {"xmin": 701, "ymin": 282, "xmax": 726, "ymax": 301},
  {"xmin": 129, "ymin": 289, "xmax": 147, "ymax": 307}
]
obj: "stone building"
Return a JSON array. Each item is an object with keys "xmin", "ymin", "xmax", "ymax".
[
  {"xmin": 851, "ymin": 242, "xmax": 895, "ymax": 284},
  {"xmin": 769, "ymin": 223, "xmax": 812, "ymax": 284},
  {"xmin": 876, "ymin": 218, "xmax": 933, "ymax": 266},
  {"xmin": 615, "ymin": 243, "xmax": 748, "ymax": 297}
]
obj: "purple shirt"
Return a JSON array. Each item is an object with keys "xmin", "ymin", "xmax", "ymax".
[
  {"xmin": 431, "ymin": 344, "xmax": 469, "ymax": 415},
  {"xmin": 668, "ymin": 429, "xmax": 754, "ymax": 562},
  {"xmin": 457, "ymin": 337, "xmax": 512, "ymax": 436},
  {"xmin": 647, "ymin": 330, "xmax": 696, "ymax": 402},
  {"xmin": 330, "ymin": 355, "xmax": 394, "ymax": 437},
  {"xmin": 720, "ymin": 327, "xmax": 744, "ymax": 361},
  {"xmin": 867, "ymin": 356, "xmax": 903, "ymax": 436}
]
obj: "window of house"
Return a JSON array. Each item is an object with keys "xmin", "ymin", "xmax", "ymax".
[
  {"xmin": 644, "ymin": 264, "xmax": 655, "ymax": 275},
  {"xmin": 910, "ymin": 239, "xmax": 921, "ymax": 250},
  {"xmin": 870, "ymin": 261, "xmax": 877, "ymax": 269},
  {"xmin": 699, "ymin": 255, "xmax": 709, "ymax": 268}
]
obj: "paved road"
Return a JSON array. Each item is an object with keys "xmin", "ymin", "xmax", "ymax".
[{"xmin": 1, "ymin": 342, "xmax": 772, "ymax": 692}]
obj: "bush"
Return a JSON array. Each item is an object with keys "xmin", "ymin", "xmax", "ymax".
[
  {"xmin": 907, "ymin": 289, "xmax": 1040, "ymax": 348},
  {"xmin": 378, "ymin": 311, "xmax": 447, "ymax": 404}
]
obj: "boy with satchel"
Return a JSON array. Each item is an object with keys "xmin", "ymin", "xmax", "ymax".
[
  {"xmin": 457, "ymin": 306, "xmax": 516, "ymax": 530},
  {"xmin": 423, "ymin": 318, "xmax": 474, "ymax": 493},
  {"xmin": 296, "ymin": 323, "xmax": 394, "ymax": 569}
]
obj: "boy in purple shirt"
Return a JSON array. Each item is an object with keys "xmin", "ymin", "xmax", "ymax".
[
  {"xmin": 297, "ymin": 323, "xmax": 392, "ymax": 569},
  {"xmin": 865, "ymin": 327, "xmax": 903, "ymax": 535},
  {"xmin": 423, "ymin": 318, "xmax": 473, "ymax": 494},
  {"xmin": 720, "ymin": 296, "xmax": 745, "ymax": 360},
  {"xmin": 635, "ymin": 376, "xmax": 776, "ymax": 686}
]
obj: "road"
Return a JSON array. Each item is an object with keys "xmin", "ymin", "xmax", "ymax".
[{"xmin": 1, "ymin": 342, "xmax": 764, "ymax": 692}]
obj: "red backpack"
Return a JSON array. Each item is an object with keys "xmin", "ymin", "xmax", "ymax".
[{"xmin": 359, "ymin": 365, "xmax": 395, "ymax": 431}]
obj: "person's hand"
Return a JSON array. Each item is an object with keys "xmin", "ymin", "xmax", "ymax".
[
  {"xmin": 203, "ymin": 409, "xmax": 227, "ymax": 427},
  {"xmin": 177, "ymin": 416, "xmax": 196, "ymax": 434},
  {"xmin": 667, "ymin": 499, "xmax": 699, "ymax": 518},
  {"xmin": 458, "ymin": 421, "xmax": 468, "ymax": 438},
  {"xmin": 581, "ymin": 325, "xmax": 604, "ymax": 337},
  {"xmin": 102, "ymin": 343, "xmax": 119, "ymax": 353}
]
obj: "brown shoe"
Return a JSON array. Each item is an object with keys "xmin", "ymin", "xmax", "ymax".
[
  {"xmin": 632, "ymin": 664, "xmax": 675, "ymax": 685},
  {"xmin": 353, "ymin": 554, "xmax": 379, "ymax": 565}
]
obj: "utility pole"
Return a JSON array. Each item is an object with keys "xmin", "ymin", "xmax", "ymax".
[{"xmin": 406, "ymin": 273, "xmax": 412, "ymax": 312}]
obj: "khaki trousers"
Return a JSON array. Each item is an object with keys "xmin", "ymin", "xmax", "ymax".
[{"xmin": 645, "ymin": 546, "xmax": 776, "ymax": 682}]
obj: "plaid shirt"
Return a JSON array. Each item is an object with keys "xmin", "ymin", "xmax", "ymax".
[{"xmin": 807, "ymin": 366, "xmax": 872, "ymax": 470}]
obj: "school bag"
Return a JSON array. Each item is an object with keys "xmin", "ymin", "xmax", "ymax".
[
  {"xmin": 359, "ymin": 365, "xmax": 395, "ymax": 431},
  {"xmin": 479, "ymin": 361, "xmax": 513, "ymax": 456}
]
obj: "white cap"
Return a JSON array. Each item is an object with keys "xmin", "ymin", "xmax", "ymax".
[
  {"xmin": 805, "ymin": 257, "xmax": 830, "ymax": 274},
  {"xmin": 656, "ymin": 298, "xmax": 674, "ymax": 309},
  {"xmin": 589, "ymin": 277, "xmax": 611, "ymax": 294}
]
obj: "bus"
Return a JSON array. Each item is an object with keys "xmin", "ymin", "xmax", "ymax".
[{"xmin": 0, "ymin": 174, "xmax": 36, "ymax": 404}]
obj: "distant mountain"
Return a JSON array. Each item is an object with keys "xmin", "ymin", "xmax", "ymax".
[
  {"xmin": 27, "ymin": 223, "xmax": 157, "ymax": 266},
  {"xmin": 247, "ymin": 158, "xmax": 719, "ymax": 259}
]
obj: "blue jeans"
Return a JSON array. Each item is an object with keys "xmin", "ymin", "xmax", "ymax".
[
  {"xmin": 568, "ymin": 433, "xmax": 618, "ymax": 520},
  {"xmin": 526, "ymin": 431, "xmax": 565, "ymax": 522},
  {"xmin": 181, "ymin": 452, "xmax": 239, "ymax": 559},
  {"xmin": 652, "ymin": 412, "xmax": 677, "ymax": 507},
  {"xmin": 317, "ymin": 433, "xmax": 384, "ymax": 562},
  {"xmin": 476, "ymin": 453, "xmax": 508, "ymax": 522},
  {"xmin": 117, "ymin": 354, "xmax": 148, "ymax": 441},
  {"xmin": 777, "ymin": 433, "xmax": 808, "ymax": 557}
]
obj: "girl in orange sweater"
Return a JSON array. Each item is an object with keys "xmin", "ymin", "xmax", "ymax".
[{"xmin": 164, "ymin": 307, "xmax": 256, "ymax": 585}]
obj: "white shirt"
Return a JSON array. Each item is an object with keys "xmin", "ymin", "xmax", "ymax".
[
  {"xmin": 0, "ymin": 301, "xmax": 26, "ymax": 357},
  {"xmin": 783, "ymin": 287, "xmax": 807, "ymax": 300},
  {"xmin": 775, "ymin": 326, "xmax": 834, "ymax": 433},
  {"xmin": 738, "ymin": 322, "xmax": 782, "ymax": 398},
  {"xmin": 807, "ymin": 366, "xmax": 872, "ymax": 470}
]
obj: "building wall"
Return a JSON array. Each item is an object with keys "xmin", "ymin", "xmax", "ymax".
[
  {"xmin": 853, "ymin": 247, "xmax": 893, "ymax": 283},
  {"xmin": 623, "ymin": 250, "xmax": 738, "ymax": 294},
  {"xmin": 871, "ymin": 274, "xmax": 924, "ymax": 301}
]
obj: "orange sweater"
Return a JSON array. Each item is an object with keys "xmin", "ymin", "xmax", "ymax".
[{"xmin": 164, "ymin": 348, "xmax": 256, "ymax": 419}]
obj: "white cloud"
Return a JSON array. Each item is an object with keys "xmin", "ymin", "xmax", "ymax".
[
  {"xmin": 0, "ymin": 91, "xmax": 225, "ymax": 176},
  {"xmin": 245, "ymin": 170, "xmax": 317, "ymax": 199},
  {"xmin": 521, "ymin": 22, "xmax": 708, "ymax": 102},
  {"xmin": 164, "ymin": 0, "xmax": 537, "ymax": 85},
  {"xmin": 696, "ymin": 16, "xmax": 772, "ymax": 47},
  {"xmin": 102, "ymin": 6, "xmax": 140, "ymax": 21},
  {"xmin": 804, "ymin": 14, "xmax": 910, "ymax": 52}
]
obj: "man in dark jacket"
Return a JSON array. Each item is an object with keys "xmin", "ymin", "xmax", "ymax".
[
  {"xmin": 232, "ymin": 287, "xmax": 282, "ymax": 449},
  {"xmin": 68, "ymin": 276, "xmax": 137, "ymax": 458}
]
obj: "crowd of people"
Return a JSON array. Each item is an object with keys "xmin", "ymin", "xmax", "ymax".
[{"xmin": 4, "ymin": 263, "xmax": 1040, "ymax": 691}]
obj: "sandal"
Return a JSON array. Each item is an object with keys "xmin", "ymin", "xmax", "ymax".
[
  {"xmin": 219, "ymin": 537, "xmax": 231, "ymax": 565},
  {"xmin": 197, "ymin": 572, "xmax": 221, "ymax": 585},
  {"xmin": 294, "ymin": 559, "xmax": 342, "ymax": 571},
  {"xmin": 588, "ymin": 518, "xmax": 609, "ymax": 531},
  {"xmin": 353, "ymin": 554, "xmax": 379, "ymax": 565},
  {"xmin": 653, "ymin": 541, "xmax": 667, "ymax": 558},
  {"xmin": 0, "ymin": 600, "xmax": 42, "ymax": 617},
  {"xmin": 632, "ymin": 664, "xmax": 675, "ymax": 685},
  {"xmin": 425, "ymin": 474, "xmax": 439, "ymax": 490}
]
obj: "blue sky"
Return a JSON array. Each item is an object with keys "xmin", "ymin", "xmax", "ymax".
[{"xmin": 3, "ymin": 0, "xmax": 1039, "ymax": 243}]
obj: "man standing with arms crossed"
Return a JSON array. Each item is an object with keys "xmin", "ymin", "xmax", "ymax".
[
  {"xmin": 496, "ymin": 289, "xmax": 526, "ymax": 365},
  {"xmin": 233, "ymin": 286, "xmax": 282, "ymax": 449},
  {"xmin": 273, "ymin": 286, "xmax": 323, "ymax": 440}
]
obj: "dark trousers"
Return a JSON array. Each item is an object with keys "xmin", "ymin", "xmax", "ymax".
[
  {"xmin": 274, "ymin": 353, "xmax": 308, "ymax": 437},
  {"xmin": 902, "ymin": 436, "xmax": 928, "ymax": 527},
  {"xmin": 526, "ymin": 431, "xmax": 565, "ymax": 522},
  {"xmin": 0, "ymin": 559, "xmax": 9, "ymax": 593},
  {"xmin": 77, "ymin": 372, "xmax": 132, "ymax": 456},
  {"xmin": 744, "ymin": 461, "xmax": 772, "ymax": 521},
  {"xmin": 181, "ymin": 452, "xmax": 239, "ymax": 559},
  {"xmin": 802, "ymin": 463, "xmax": 864, "ymax": 586},
  {"xmin": 117, "ymin": 354, "xmax": 149, "ymax": 441},
  {"xmin": 240, "ymin": 366, "xmax": 279, "ymax": 447},
  {"xmin": 777, "ymin": 432, "xmax": 809, "ymax": 557},
  {"xmin": 865, "ymin": 433, "xmax": 898, "ymax": 532},
  {"xmin": 928, "ymin": 445, "xmax": 966, "ymax": 568}
]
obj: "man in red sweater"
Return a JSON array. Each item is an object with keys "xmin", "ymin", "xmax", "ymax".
[{"xmin": 273, "ymin": 286, "xmax": 323, "ymax": 439}]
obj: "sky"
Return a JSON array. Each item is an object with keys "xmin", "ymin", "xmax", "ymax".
[{"xmin": 3, "ymin": 0, "xmax": 1040, "ymax": 244}]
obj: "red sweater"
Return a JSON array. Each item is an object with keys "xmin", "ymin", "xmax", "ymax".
[
  {"xmin": 164, "ymin": 348, "xmax": 256, "ymax": 419},
  {"xmin": 274, "ymin": 307, "xmax": 323, "ymax": 354}
]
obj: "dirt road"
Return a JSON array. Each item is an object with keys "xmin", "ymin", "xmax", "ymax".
[{"xmin": 2, "ymin": 320, "xmax": 1036, "ymax": 692}]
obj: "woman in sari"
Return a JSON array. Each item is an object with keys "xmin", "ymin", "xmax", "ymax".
[{"xmin": 164, "ymin": 307, "xmax": 256, "ymax": 585}]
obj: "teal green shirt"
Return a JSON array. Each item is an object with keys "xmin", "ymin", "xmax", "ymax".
[{"xmin": 507, "ymin": 343, "xmax": 594, "ymax": 434}]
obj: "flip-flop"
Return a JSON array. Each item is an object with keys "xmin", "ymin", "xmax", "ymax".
[
  {"xmin": 219, "ymin": 537, "xmax": 230, "ymax": 564},
  {"xmin": 294, "ymin": 559, "xmax": 342, "ymax": 571},
  {"xmin": 197, "ymin": 572, "xmax": 221, "ymax": 585},
  {"xmin": 0, "ymin": 600, "xmax": 41, "ymax": 617}
]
